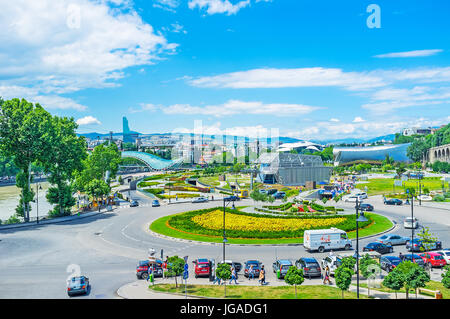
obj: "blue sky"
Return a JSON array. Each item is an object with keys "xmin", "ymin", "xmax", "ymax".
[{"xmin": 0, "ymin": 0, "xmax": 449, "ymax": 140}]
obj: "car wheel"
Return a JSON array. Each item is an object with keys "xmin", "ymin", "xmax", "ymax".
[
  {"xmin": 195, "ymin": 274, "xmax": 198, "ymax": 279},
  {"xmin": 345, "ymin": 244, "xmax": 351, "ymax": 250},
  {"xmin": 389, "ymin": 248, "xmax": 393, "ymax": 253},
  {"xmin": 141, "ymin": 272, "xmax": 148, "ymax": 280},
  {"xmin": 318, "ymin": 246, "xmax": 325, "ymax": 253}
]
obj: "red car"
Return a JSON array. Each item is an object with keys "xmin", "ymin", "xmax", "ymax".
[
  {"xmin": 193, "ymin": 258, "xmax": 211, "ymax": 278},
  {"xmin": 418, "ymin": 252, "xmax": 447, "ymax": 268}
]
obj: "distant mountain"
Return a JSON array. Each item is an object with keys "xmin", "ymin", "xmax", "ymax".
[{"xmin": 313, "ymin": 134, "xmax": 396, "ymax": 145}]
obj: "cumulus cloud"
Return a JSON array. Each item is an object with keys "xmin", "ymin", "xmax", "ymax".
[
  {"xmin": 76, "ymin": 115, "xmax": 101, "ymax": 125},
  {"xmin": 0, "ymin": 0, "xmax": 174, "ymax": 110},
  {"xmin": 188, "ymin": 0, "xmax": 251, "ymax": 15}
]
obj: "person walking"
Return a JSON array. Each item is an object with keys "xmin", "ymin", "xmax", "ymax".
[
  {"xmin": 323, "ymin": 266, "xmax": 332, "ymax": 285},
  {"xmin": 248, "ymin": 265, "xmax": 254, "ymax": 280},
  {"xmin": 259, "ymin": 265, "xmax": 265, "ymax": 285},
  {"xmin": 146, "ymin": 265, "xmax": 153, "ymax": 284},
  {"xmin": 229, "ymin": 267, "xmax": 238, "ymax": 285},
  {"xmin": 212, "ymin": 270, "xmax": 221, "ymax": 285}
]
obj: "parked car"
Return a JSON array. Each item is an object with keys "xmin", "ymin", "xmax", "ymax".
[
  {"xmin": 295, "ymin": 257, "xmax": 322, "ymax": 279},
  {"xmin": 436, "ymin": 250, "xmax": 450, "ymax": 264},
  {"xmin": 355, "ymin": 192, "xmax": 368, "ymax": 199},
  {"xmin": 384, "ymin": 198, "xmax": 403, "ymax": 205},
  {"xmin": 243, "ymin": 260, "xmax": 262, "ymax": 278},
  {"xmin": 273, "ymin": 191, "xmax": 286, "ymax": 199},
  {"xmin": 363, "ymin": 242, "xmax": 393, "ymax": 254},
  {"xmin": 406, "ymin": 238, "xmax": 442, "ymax": 252},
  {"xmin": 344, "ymin": 195, "xmax": 364, "ymax": 202},
  {"xmin": 267, "ymin": 189, "xmax": 278, "ymax": 195},
  {"xmin": 418, "ymin": 252, "xmax": 447, "ymax": 268},
  {"xmin": 359, "ymin": 203, "xmax": 374, "ymax": 211},
  {"xmin": 136, "ymin": 259, "xmax": 163, "ymax": 279},
  {"xmin": 224, "ymin": 195, "xmax": 240, "ymax": 201},
  {"xmin": 130, "ymin": 200, "xmax": 139, "ymax": 207},
  {"xmin": 152, "ymin": 200, "xmax": 160, "ymax": 207},
  {"xmin": 400, "ymin": 253, "xmax": 426, "ymax": 268},
  {"xmin": 259, "ymin": 189, "xmax": 268, "ymax": 194},
  {"xmin": 403, "ymin": 217, "xmax": 419, "ymax": 229},
  {"xmin": 272, "ymin": 259, "xmax": 294, "ymax": 279},
  {"xmin": 193, "ymin": 258, "xmax": 211, "ymax": 278},
  {"xmin": 67, "ymin": 276, "xmax": 90, "ymax": 297},
  {"xmin": 380, "ymin": 256, "xmax": 402, "ymax": 272},
  {"xmin": 192, "ymin": 197, "xmax": 208, "ymax": 203},
  {"xmin": 218, "ymin": 260, "xmax": 242, "ymax": 273},
  {"xmin": 416, "ymin": 195, "xmax": 433, "ymax": 202},
  {"xmin": 321, "ymin": 255, "xmax": 342, "ymax": 276},
  {"xmin": 376, "ymin": 234, "xmax": 409, "ymax": 246}
]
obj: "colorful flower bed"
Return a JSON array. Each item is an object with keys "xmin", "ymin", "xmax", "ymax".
[{"xmin": 167, "ymin": 207, "xmax": 371, "ymax": 239}]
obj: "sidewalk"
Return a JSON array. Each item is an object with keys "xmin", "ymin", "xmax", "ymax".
[{"xmin": 116, "ymin": 277, "xmax": 434, "ymax": 299}]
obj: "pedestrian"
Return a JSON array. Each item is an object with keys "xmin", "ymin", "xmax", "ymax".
[
  {"xmin": 399, "ymin": 252, "xmax": 403, "ymax": 260},
  {"xmin": 146, "ymin": 264, "xmax": 153, "ymax": 283},
  {"xmin": 323, "ymin": 266, "xmax": 331, "ymax": 285},
  {"xmin": 229, "ymin": 267, "xmax": 238, "ymax": 285},
  {"xmin": 176, "ymin": 195, "xmax": 178, "ymax": 201},
  {"xmin": 212, "ymin": 195, "xmax": 214, "ymax": 201},
  {"xmin": 329, "ymin": 250, "xmax": 334, "ymax": 257},
  {"xmin": 212, "ymin": 270, "xmax": 221, "ymax": 285},
  {"xmin": 248, "ymin": 265, "xmax": 254, "ymax": 280},
  {"xmin": 259, "ymin": 265, "xmax": 265, "ymax": 285}
]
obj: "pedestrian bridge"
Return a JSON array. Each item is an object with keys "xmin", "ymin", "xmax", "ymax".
[{"xmin": 121, "ymin": 151, "xmax": 183, "ymax": 171}]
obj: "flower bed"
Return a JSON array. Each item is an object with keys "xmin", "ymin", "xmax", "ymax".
[{"xmin": 167, "ymin": 207, "xmax": 371, "ymax": 239}]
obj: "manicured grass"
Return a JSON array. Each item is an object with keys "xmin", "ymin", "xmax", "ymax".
[
  {"xmin": 360, "ymin": 280, "xmax": 449, "ymax": 299},
  {"xmin": 149, "ymin": 283, "xmax": 371, "ymax": 299},
  {"xmin": 149, "ymin": 210, "xmax": 392, "ymax": 245},
  {"xmin": 364, "ymin": 177, "xmax": 444, "ymax": 196}
]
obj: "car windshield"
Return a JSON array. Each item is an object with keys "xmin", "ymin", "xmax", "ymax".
[{"xmin": 379, "ymin": 235, "xmax": 387, "ymax": 239}]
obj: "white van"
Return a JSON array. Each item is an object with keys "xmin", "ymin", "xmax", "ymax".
[{"xmin": 303, "ymin": 228, "xmax": 352, "ymax": 253}]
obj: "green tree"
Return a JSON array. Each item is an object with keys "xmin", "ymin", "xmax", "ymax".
[
  {"xmin": 284, "ymin": 266, "xmax": 304, "ymax": 299},
  {"xmin": 216, "ymin": 263, "xmax": 231, "ymax": 297},
  {"xmin": 394, "ymin": 261, "xmax": 430, "ymax": 299},
  {"xmin": 0, "ymin": 98, "xmax": 53, "ymax": 221},
  {"xmin": 407, "ymin": 138, "xmax": 430, "ymax": 162},
  {"xmin": 75, "ymin": 143, "xmax": 121, "ymax": 191},
  {"xmin": 382, "ymin": 269, "xmax": 404, "ymax": 299},
  {"xmin": 416, "ymin": 226, "xmax": 439, "ymax": 252},
  {"xmin": 442, "ymin": 265, "xmax": 450, "ymax": 289},
  {"xmin": 85, "ymin": 179, "xmax": 110, "ymax": 212},
  {"xmin": 335, "ymin": 266, "xmax": 353, "ymax": 299},
  {"xmin": 43, "ymin": 116, "xmax": 87, "ymax": 217},
  {"xmin": 166, "ymin": 256, "xmax": 185, "ymax": 288},
  {"xmin": 340, "ymin": 256, "xmax": 356, "ymax": 274}
]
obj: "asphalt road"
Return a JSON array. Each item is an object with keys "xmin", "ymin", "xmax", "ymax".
[{"xmin": 0, "ymin": 191, "xmax": 448, "ymax": 299}]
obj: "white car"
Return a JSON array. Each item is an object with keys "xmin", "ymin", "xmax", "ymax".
[
  {"xmin": 417, "ymin": 195, "xmax": 432, "ymax": 202},
  {"xmin": 403, "ymin": 217, "xmax": 419, "ymax": 229},
  {"xmin": 436, "ymin": 250, "xmax": 450, "ymax": 264},
  {"xmin": 344, "ymin": 195, "xmax": 364, "ymax": 203},
  {"xmin": 355, "ymin": 192, "xmax": 368, "ymax": 199}
]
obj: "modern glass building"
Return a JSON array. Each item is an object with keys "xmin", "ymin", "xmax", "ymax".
[
  {"xmin": 333, "ymin": 143, "xmax": 411, "ymax": 166},
  {"xmin": 121, "ymin": 151, "xmax": 182, "ymax": 170},
  {"xmin": 256, "ymin": 152, "xmax": 332, "ymax": 186}
]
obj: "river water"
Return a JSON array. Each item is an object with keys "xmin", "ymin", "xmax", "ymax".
[{"xmin": 0, "ymin": 182, "xmax": 54, "ymax": 221}]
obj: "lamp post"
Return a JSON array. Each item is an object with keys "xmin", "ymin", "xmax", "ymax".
[
  {"xmin": 222, "ymin": 197, "xmax": 235, "ymax": 296},
  {"xmin": 35, "ymin": 182, "xmax": 42, "ymax": 224},
  {"xmin": 354, "ymin": 198, "xmax": 368, "ymax": 299}
]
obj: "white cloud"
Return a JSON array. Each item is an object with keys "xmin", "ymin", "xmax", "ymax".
[
  {"xmin": 373, "ymin": 49, "xmax": 443, "ymax": 58},
  {"xmin": 160, "ymin": 99, "xmax": 322, "ymax": 117},
  {"xmin": 173, "ymin": 122, "xmax": 274, "ymax": 138},
  {"xmin": 0, "ymin": 0, "xmax": 174, "ymax": 110},
  {"xmin": 352, "ymin": 117, "xmax": 365, "ymax": 123},
  {"xmin": 153, "ymin": 0, "xmax": 180, "ymax": 12},
  {"xmin": 76, "ymin": 115, "xmax": 101, "ymax": 125},
  {"xmin": 329, "ymin": 118, "xmax": 340, "ymax": 122},
  {"xmin": 189, "ymin": 67, "xmax": 386, "ymax": 90},
  {"xmin": 188, "ymin": 0, "xmax": 251, "ymax": 16}
]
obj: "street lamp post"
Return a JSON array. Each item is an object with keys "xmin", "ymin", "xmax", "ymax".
[
  {"xmin": 35, "ymin": 182, "xmax": 42, "ymax": 224},
  {"xmin": 354, "ymin": 198, "xmax": 368, "ymax": 299},
  {"xmin": 222, "ymin": 197, "xmax": 235, "ymax": 297}
]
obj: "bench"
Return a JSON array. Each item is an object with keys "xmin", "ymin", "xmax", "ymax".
[{"xmin": 417, "ymin": 288, "xmax": 443, "ymax": 299}]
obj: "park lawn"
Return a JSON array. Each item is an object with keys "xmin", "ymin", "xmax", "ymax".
[
  {"xmin": 359, "ymin": 280, "xmax": 449, "ymax": 299},
  {"xmin": 149, "ymin": 211, "xmax": 392, "ymax": 245},
  {"xmin": 364, "ymin": 177, "xmax": 444, "ymax": 196},
  {"xmin": 149, "ymin": 284, "xmax": 371, "ymax": 299},
  {"xmin": 198, "ymin": 175, "xmax": 221, "ymax": 186}
]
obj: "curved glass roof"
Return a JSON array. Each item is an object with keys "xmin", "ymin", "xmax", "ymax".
[
  {"xmin": 334, "ymin": 143, "xmax": 411, "ymax": 164},
  {"xmin": 121, "ymin": 151, "xmax": 183, "ymax": 170}
]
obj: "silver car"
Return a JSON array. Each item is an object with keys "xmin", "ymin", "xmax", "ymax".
[{"xmin": 376, "ymin": 234, "xmax": 409, "ymax": 246}]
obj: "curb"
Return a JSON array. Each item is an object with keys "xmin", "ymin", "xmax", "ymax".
[
  {"xmin": 0, "ymin": 208, "xmax": 118, "ymax": 231},
  {"xmin": 116, "ymin": 282, "xmax": 213, "ymax": 299}
]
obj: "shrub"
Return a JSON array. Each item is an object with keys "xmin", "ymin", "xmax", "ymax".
[
  {"xmin": 5, "ymin": 214, "xmax": 21, "ymax": 224},
  {"xmin": 433, "ymin": 195, "xmax": 445, "ymax": 202}
]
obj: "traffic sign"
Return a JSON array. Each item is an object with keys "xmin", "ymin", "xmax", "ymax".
[
  {"xmin": 184, "ymin": 263, "xmax": 189, "ymax": 271},
  {"xmin": 183, "ymin": 270, "xmax": 189, "ymax": 280}
]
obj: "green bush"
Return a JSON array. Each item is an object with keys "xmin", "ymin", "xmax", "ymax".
[
  {"xmin": 444, "ymin": 192, "xmax": 450, "ymax": 198},
  {"xmin": 5, "ymin": 214, "xmax": 21, "ymax": 224},
  {"xmin": 433, "ymin": 195, "xmax": 445, "ymax": 202}
]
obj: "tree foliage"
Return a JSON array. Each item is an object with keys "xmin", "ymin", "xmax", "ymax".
[
  {"xmin": 284, "ymin": 266, "xmax": 304, "ymax": 299},
  {"xmin": 335, "ymin": 266, "xmax": 353, "ymax": 299}
]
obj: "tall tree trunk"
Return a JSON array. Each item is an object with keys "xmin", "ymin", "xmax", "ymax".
[{"xmin": 26, "ymin": 162, "xmax": 31, "ymax": 221}]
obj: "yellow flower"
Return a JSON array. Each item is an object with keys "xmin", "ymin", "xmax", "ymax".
[{"xmin": 191, "ymin": 210, "xmax": 345, "ymax": 232}]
